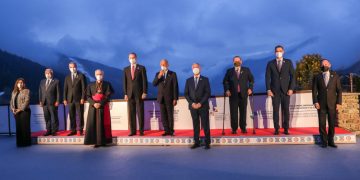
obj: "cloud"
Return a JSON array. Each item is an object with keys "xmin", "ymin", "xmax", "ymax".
[{"xmin": 0, "ymin": 0, "xmax": 360, "ymax": 92}]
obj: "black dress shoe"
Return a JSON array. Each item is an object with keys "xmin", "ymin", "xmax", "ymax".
[
  {"xmin": 128, "ymin": 133, "xmax": 136, "ymax": 136},
  {"xmin": 274, "ymin": 130, "xmax": 279, "ymax": 135},
  {"xmin": 79, "ymin": 130, "xmax": 84, "ymax": 136},
  {"xmin": 52, "ymin": 132, "xmax": 57, "ymax": 136},
  {"xmin": 67, "ymin": 131, "xmax": 77, "ymax": 136},
  {"xmin": 241, "ymin": 129, "xmax": 248, "ymax": 134},
  {"xmin": 43, "ymin": 132, "xmax": 51, "ymax": 136},
  {"xmin": 284, "ymin": 130, "xmax": 290, "ymax": 135},
  {"xmin": 190, "ymin": 143, "xmax": 200, "ymax": 149},
  {"xmin": 204, "ymin": 144, "xmax": 211, "ymax": 150},
  {"xmin": 321, "ymin": 144, "xmax": 328, "ymax": 148},
  {"xmin": 162, "ymin": 132, "xmax": 168, "ymax": 136},
  {"xmin": 93, "ymin": 145, "xmax": 100, "ymax": 148},
  {"xmin": 231, "ymin": 130, "xmax": 237, "ymax": 134},
  {"xmin": 328, "ymin": 143, "xmax": 338, "ymax": 148},
  {"xmin": 140, "ymin": 132, "xmax": 144, "ymax": 136}
]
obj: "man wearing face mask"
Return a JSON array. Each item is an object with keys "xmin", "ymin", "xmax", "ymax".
[
  {"xmin": 84, "ymin": 69, "xmax": 114, "ymax": 148},
  {"xmin": 152, "ymin": 59, "xmax": 179, "ymax": 136},
  {"xmin": 312, "ymin": 59, "xmax": 342, "ymax": 148},
  {"xmin": 39, "ymin": 68, "xmax": 60, "ymax": 136},
  {"xmin": 223, "ymin": 56, "xmax": 254, "ymax": 134},
  {"xmin": 184, "ymin": 63, "xmax": 211, "ymax": 149},
  {"xmin": 63, "ymin": 61, "xmax": 87, "ymax": 136},
  {"xmin": 265, "ymin": 45, "xmax": 295, "ymax": 135},
  {"xmin": 123, "ymin": 52, "xmax": 148, "ymax": 136}
]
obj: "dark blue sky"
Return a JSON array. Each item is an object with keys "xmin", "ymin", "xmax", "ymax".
[{"xmin": 1, "ymin": 0, "xmax": 360, "ymax": 93}]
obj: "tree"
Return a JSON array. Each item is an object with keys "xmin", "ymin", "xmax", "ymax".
[{"xmin": 295, "ymin": 54, "xmax": 322, "ymax": 90}]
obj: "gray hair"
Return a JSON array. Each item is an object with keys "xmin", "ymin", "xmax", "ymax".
[
  {"xmin": 95, "ymin": 69, "xmax": 104, "ymax": 75},
  {"xmin": 45, "ymin": 68, "xmax": 53, "ymax": 75}
]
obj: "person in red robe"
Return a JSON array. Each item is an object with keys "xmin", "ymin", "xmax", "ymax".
[{"xmin": 84, "ymin": 69, "xmax": 114, "ymax": 148}]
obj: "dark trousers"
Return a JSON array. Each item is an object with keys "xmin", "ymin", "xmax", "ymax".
[
  {"xmin": 318, "ymin": 107, "xmax": 336, "ymax": 145},
  {"xmin": 160, "ymin": 99, "xmax": 175, "ymax": 134},
  {"xmin": 190, "ymin": 107, "xmax": 211, "ymax": 145},
  {"xmin": 43, "ymin": 105, "xmax": 59, "ymax": 133},
  {"xmin": 15, "ymin": 109, "xmax": 32, "ymax": 147},
  {"xmin": 229, "ymin": 93, "xmax": 248, "ymax": 131},
  {"xmin": 68, "ymin": 102, "xmax": 84, "ymax": 132},
  {"xmin": 272, "ymin": 91, "xmax": 290, "ymax": 131},
  {"xmin": 128, "ymin": 96, "xmax": 144, "ymax": 134}
]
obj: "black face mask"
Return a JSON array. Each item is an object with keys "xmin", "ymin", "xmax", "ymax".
[
  {"xmin": 234, "ymin": 62, "xmax": 241, "ymax": 67},
  {"xmin": 321, "ymin": 66, "xmax": 330, "ymax": 72}
]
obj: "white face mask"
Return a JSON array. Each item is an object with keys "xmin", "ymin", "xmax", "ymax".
[
  {"xmin": 96, "ymin": 75, "xmax": 103, "ymax": 81},
  {"xmin": 276, "ymin": 52, "xmax": 283, "ymax": 58},
  {"xmin": 45, "ymin": 74, "xmax": 52, "ymax": 79},
  {"xmin": 161, "ymin": 66, "xmax": 167, "ymax": 71},
  {"xmin": 129, "ymin": 58, "xmax": 137, "ymax": 64},
  {"xmin": 192, "ymin": 68, "xmax": 200, "ymax": 75},
  {"xmin": 70, "ymin": 67, "xmax": 77, "ymax": 73}
]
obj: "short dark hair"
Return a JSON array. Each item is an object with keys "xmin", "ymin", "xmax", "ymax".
[
  {"xmin": 68, "ymin": 61, "xmax": 77, "ymax": 67},
  {"xmin": 129, "ymin": 52, "xmax": 137, "ymax": 57},
  {"xmin": 275, "ymin": 45, "xmax": 284, "ymax": 51},
  {"xmin": 233, "ymin": 56, "xmax": 242, "ymax": 60},
  {"xmin": 321, "ymin": 58, "xmax": 330, "ymax": 63}
]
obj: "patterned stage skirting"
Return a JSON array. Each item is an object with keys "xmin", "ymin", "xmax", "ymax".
[{"xmin": 32, "ymin": 128, "xmax": 357, "ymax": 146}]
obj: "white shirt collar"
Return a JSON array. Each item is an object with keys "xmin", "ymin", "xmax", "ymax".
[{"xmin": 276, "ymin": 58, "xmax": 284, "ymax": 61}]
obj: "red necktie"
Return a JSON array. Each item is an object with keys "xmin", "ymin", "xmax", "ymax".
[{"xmin": 131, "ymin": 65, "xmax": 135, "ymax": 80}]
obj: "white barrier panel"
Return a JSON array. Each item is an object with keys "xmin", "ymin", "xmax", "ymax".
[
  {"xmin": 0, "ymin": 106, "xmax": 9, "ymax": 133},
  {"xmin": 10, "ymin": 105, "xmax": 65, "ymax": 133},
  {"xmin": 28, "ymin": 105, "xmax": 65, "ymax": 132},
  {"xmin": 253, "ymin": 93, "xmax": 319, "ymax": 128},
  {"xmin": 2, "ymin": 92, "xmax": 320, "ymax": 132}
]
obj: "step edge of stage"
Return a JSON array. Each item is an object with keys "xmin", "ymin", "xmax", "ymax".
[{"xmin": 32, "ymin": 133, "xmax": 357, "ymax": 145}]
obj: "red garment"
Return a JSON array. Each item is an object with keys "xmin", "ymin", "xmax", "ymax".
[
  {"xmin": 92, "ymin": 93, "xmax": 112, "ymax": 139},
  {"xmin": 131, "ymin": 65, "xmax": 135, "ymax": 80}
]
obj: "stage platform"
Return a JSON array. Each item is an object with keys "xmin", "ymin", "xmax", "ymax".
[{"xmin": 31, "ymin": 127, "xmax": 357, "ymax": 146}]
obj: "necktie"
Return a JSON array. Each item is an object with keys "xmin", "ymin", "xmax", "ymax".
[
  {"xmin": 324, "ymin": 73, "xmax": 329, "ymax": 86},
  {"xmin": 277, "ymin": 60, "xmax": 282, "ymax": 71},
  {"xmin": 236, "ymin": 70, "xmax": 240, "ymax": 92},
  {"xmin": 195, "ymin": 77, "xmax": 199, "ymax": 88},
  {"xmin": 46, "ymin": 79, "xmax": 50, "ymax": 90},
  {"xmin": 72, "ymin": 73, "xmax": 75, "ymax": 82},
  {"xmin": 163, "ymin": 72, "xmax": 167, "ymax": 84},
  {"xmin": 131, "ymin": 65, "xmax": 135, "ymax": 80}
]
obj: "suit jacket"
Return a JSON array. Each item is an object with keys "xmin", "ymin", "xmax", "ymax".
[
  {"xmin": 63, "ymin": 72, "xmax": 86, "ymax": 103},
  {"xmin": 265, "ymin": 58, "xmax": 295, "ymax": 94},
  {"xmin": 39, "ymin": 78, "xmax": 60, "ymax": 105},
  {"xmin": 223, "ymin": 66, "xmax": 254, "ymax": 97},
  {"xmin": 123, "ymin": 64, "xmax": 148, "ymax": 99},
  {"xmin": 152, "ymin": 70, "xmax": 179, "ymax": 103},
  {"xmin": 10, "ymin": 89, "xmax": 30, "ymax": 111},
  {"xmin": 184, "ymin": 75, "xmax": 211, "ymax": 109},
  {"xmin": 312, "ymin": 71, "xmax": 342, "ymax": 111}
]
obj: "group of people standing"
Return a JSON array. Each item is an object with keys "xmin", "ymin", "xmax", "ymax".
[{"xmin": 9, "ymin": 45, "xmax": 342, "ymax": 149}]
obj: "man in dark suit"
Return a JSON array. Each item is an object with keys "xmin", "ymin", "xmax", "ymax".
[
  {"xmin": 39, "ymin": 68, "xmax": 60, "ymax": 136},
  {"xmin": 312, "ymin": 59, "xmax": 342, "ymax": 148},
  {"xmin": 123, "ymin": 52, "xmax": 148, "ymax": 136},
  {"xmin": 265, "ymin": 45, "xmax": 295, "ymax": 135},
  {"xmin": 63, "ymin": 62, "xmax": 87, "ymax": 136},
  {"xmin": 223, "ymin": 56, "xmax": 254, "ymax": 134},
  {"xmin": 184, "ymin": 63, "xmax": 211, "ymax": 150},
  {"xmin": 152, "ymin": 59, "xmax": 179, "ymax": 136}
]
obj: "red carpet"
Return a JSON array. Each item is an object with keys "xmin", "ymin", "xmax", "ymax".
[{"xmin": 32, "ymin": 127, "xmax": 352, "ymax": 137}]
